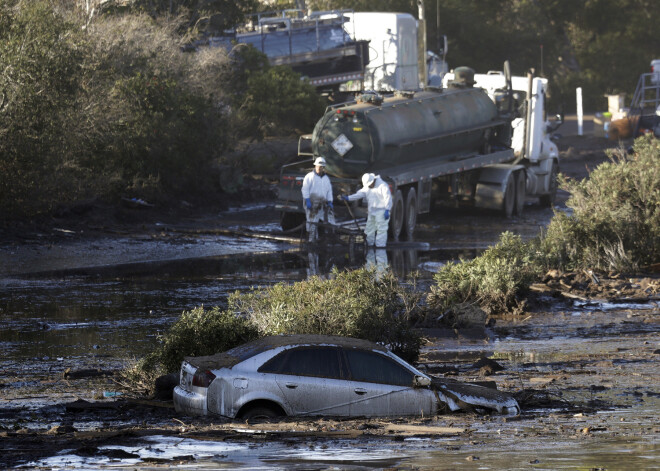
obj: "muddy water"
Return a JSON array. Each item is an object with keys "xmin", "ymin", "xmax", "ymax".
[{"xmin": 1, "ymin": 202, "xmax": 659, "ymax": 469}]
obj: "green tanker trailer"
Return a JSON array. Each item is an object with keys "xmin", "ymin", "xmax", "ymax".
[
  {"xmin": 276, "ymin": 66, "xmax": 561, "ymax": 241},
  {"xmin": 314, "ymin": 82, "xmax": 510, "ymax": 179}
]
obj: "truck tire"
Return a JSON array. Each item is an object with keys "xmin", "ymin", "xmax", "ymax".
[
  {"xmin": 403, "ymin": 188, "xmax": 417, "ymax": 240},
  {"xmin": 389, "ymin": 189, "xmax": 404, "ymax": 241},
  {"xmin": 539, "ymin": 161, "xmax": 558, "ymax": 208},
  {"xmin": 280, "ymin": 212, "xmax": 305, "ymax": 232},
  {"xmin": 514, "ymin": 170, "xmax": 526, "ymax": 216},
  {"xmin": 502, "ymin": 174, "xmax": 515, "ymax": 218}
]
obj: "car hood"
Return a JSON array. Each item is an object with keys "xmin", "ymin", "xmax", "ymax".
[{"xmin": 431, "ymin": 377, "xmax": 520, "ymax": 416}]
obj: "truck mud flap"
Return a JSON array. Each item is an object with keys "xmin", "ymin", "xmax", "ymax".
[
  {"xmin": 474, "ymin": 164, "xmax": 523, "ymax": 211},
  {"xmin": 431, "ymin": 377, "xmax": 520, "ymax": 416}
]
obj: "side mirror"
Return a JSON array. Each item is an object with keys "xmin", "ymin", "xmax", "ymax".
[
  {"xmin": 546, "ymin": 113, "xmax": 564, "ymax": 133},
  {"xmin": 413, "ymin": 375, "xmax": 431, "ymax": 387}
]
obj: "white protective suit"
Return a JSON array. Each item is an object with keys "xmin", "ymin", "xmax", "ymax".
[
  {"xmin": 301, "ymin": 169, "xmax": 334, "ymax": 241},
  {"xmin": 346, "ymin": 175, "xmax": 392, "ymax": 247}
]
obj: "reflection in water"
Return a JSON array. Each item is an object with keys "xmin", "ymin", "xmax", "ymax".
[
  {"xmin": 365, "ymin": 248, "xmax": 388, "ymax": 277},
  {"xmin": 303, "ymin": 245, "xmax": 430, "ymax": 279}
]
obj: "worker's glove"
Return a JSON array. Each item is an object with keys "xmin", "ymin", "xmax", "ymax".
[
  {"xmin": 384, "ymin": 209, "xmax": 390, "ymax": 220},
  {"xmin": 340, "ymin": 195, "xmax": 349, "ymax": 202},
  {"xmin": 327, "ymin": 201, "xmax": 333, "ymax": 209},
  {"xmin": 305, "ymin": 198, "xmax": 312, "ymax": 209}
]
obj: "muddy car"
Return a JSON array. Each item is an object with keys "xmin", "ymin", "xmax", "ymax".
[{"xmin": 173, "ymin": 335, "xmax": 519, "ymax": 419}]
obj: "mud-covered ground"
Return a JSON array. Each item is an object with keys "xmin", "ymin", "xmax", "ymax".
[
  {"xmin": 1, "ymin": 132, "xmax": 659, "ymax": 469},
  {"xmin": 1, "ymin": 295, "xmax": 658, "ymax": 469}
]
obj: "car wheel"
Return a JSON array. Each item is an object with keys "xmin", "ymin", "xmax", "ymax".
[{"xmin": 240, "ymin": 405, "xmax": 283, "ymax": 421}]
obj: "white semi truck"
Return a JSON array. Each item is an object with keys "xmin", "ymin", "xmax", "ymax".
[{"xmin": 346, "ymin": 11, "xmax": 448, "ymax": 92}]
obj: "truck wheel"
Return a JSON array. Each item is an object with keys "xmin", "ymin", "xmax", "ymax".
[
  {"xmin": 403, "ymin": 188, "xmax": 417, "ymax": 240},
  {"xmin": 514, "ymin": 170, "xmax": 526, "ymax": 216},
  {"xmin": 539, "ymin": 161, "xmax": 558, "ymax": 208},
  {"xmin": 389, "ymin": 189, "xmax": 404, "ymax": 241},
  {"xmin": 502, "ymin": 174, "xmax": 515, "ymax": 218},
  {"xmin": 280, "ymin": 212, "xmax": 305, "ymax": 232}
]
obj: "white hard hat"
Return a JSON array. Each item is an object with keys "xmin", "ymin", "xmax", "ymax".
[
  {"xmin": 314, "ymin": 157, "xmax": 326, "ymax": 166},
  {"xmin": 362, "ymin": 173, "xmax": 376, "ymax": 188}
]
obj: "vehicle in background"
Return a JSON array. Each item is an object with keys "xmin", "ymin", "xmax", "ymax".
[
  {"xmin": 651, "ymin": 59, "xmax": 660, "ymax": 84},
  {"xmin": 173, "ymin": 335, "xmax": 520, "ymax": 419},
  {"xmin": 202, "ymin": 9, "xmax": 370, "ymax": 97},
  {"xmin": 276, "ymin": 64, "xmax": 562, "ymax": 241},
  {"xmin": 196, "ymin": 4, "xmax": 447, "ymax": 99},
  {"xmin": 346, "ymin": 11, "xmax": 448, "ymax": 92}
]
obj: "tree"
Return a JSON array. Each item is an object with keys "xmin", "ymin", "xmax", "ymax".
[
  {"xmin": 99, "ymin": 0, "xmax": 260, "ymax": 33},
  {"xmin": 0, "ymin": 0, "xmax": 86, "ymax": 216}
]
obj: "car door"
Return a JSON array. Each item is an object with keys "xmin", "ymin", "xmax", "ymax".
[
  {"xmin": 342, "ymin": 348, "xmax": 435, "ymax": 417},
  {"xmin": 259, "ymin": 346, "xmax": 353, "ymax": 416}
]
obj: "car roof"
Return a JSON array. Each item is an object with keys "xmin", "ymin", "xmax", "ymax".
[{"xmin": 184, "ymin": 334, "xmax": 387, "ymax": 370}]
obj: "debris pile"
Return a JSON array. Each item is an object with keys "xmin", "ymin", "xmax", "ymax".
[{"xmin": 532, "ymin": 270, "xmax": 660, "ymax": 302}]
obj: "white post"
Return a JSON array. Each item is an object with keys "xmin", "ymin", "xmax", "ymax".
[{"xmin": 576, "ymin": 87, "xmax": 584, "ymax": 136}]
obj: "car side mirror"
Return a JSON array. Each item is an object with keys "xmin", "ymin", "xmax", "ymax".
[{"xmin": 413, "ymin": 375, "xmax": 431, "ymax": 387}]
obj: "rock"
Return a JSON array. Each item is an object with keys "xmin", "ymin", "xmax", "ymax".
[
  {"xmin": 471, "ymin": 357, "xmax": 505, "ymax": 372},
  {"xmin": 46, "ymin": 424, "xmax": 77, "ymax": 435},
  {"xmin": 479, "ymin": 366, "xmax": 495, "ymax": 377},
  {"xmin": 444, "ymin": 303, "xmax": 488, "ymax": 328}
]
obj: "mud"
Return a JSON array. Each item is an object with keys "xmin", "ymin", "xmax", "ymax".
[
  {"xmin": 1, "ymin": 133, "xmax": 659, "ymax": 469},
  {"xmin": 1, "ymin": 299, "xmax": 658, "ymax": 469}
]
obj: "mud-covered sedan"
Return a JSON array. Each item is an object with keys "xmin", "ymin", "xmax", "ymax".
[{"xmin": 173, "ymin": 335, "xmax": 519, "ymax": 420}]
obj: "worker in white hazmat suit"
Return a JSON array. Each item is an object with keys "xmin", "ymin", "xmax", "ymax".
[
  {"xmin": 340, "ymin": 173, "xmax": 392, "ymax": 248},
  {"xmin": 301, "ymin": 156, "xmax": 334, "ymax": 242}
]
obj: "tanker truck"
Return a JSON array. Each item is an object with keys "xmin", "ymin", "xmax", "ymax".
[{"xmin": 275, "ymin": 64, "xmax": 562, "ymax": 241}]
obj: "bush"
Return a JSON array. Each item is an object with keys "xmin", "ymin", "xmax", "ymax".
[
  {"xmin": 0, "ymin": 0, "xmax": 87, "ymax": 216},
  {"xmin": 140, "ymin": 305, "xmax": 260, "ymax": 375},
  {"xmin": 542, "ymin": 135, "xmax": 660, "ymax": 272},
  {"xmin": 426, "ymin": 136, "xmax": 660, "ymax": 319},
  {"xmin": 0, "ymin": 5, "xmax": 235, "ymax": 216},
  {"xmin": 85, "ymin": 13, "xmax": 233, "ymax": 198},
  {"xmin": 228, "ymin": 44, "xmax": 326, "ymax": 140},
  {"xmin": 427, "ymin": 232, "xmax": 541, "ymax": 316},
  {"xmin": 125, "ymin": 267, "xmax": 424, "ymax": 390},
  {"xmin": 231, "ymin": 268, "xmax": 424, "ymax": 363}
]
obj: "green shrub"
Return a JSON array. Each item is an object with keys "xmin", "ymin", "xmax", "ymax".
[
  {"xmin": 427, "ymin": 232, "xmax": 541, "ymax": 316},
  {"xmin": 227, "ymin": 44, "xmax": 326, "ymax": 140},
  {"xmin": 542, "ymin": 135, "xmax": 660, "ymax": 272},
  {"xmin": 0, "ymin": 0, "xmax": 86, "ymax": 216},
  {"xmin": 127, "ymin": 267, "xmax": 424, "ymax": 388},
  {"xmin": 0, "ymin": 5, "xmax": 235, "ymax": 216},
  {"xmin": 231, "ymin": 268, "xmax": 423, "ymax": 363},
  {"xmin": 140, "ymin": 305, "xmax": 260, "ymax": 374}
]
